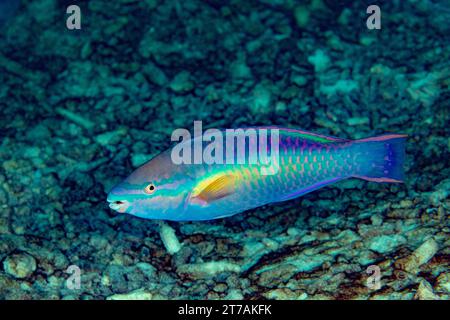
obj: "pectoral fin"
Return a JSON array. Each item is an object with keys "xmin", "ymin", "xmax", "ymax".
[{"xmin": 191, "ymin": 173, "xmax": 236, "ymax": 204}]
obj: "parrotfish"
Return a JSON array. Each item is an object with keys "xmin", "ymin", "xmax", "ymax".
[{"xmin": 107, "ymin": 127, "xmax": 406, "ymax": 221}]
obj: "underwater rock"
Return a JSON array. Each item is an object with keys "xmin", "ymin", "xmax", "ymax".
[
  {"xmin": 224, "ymin": 289, "xmax": 244, "ymax": 300},
  {"xmin": 407, "ymin": 72, "xmax": 442, "ymax": 107},
  {"xmin": 55, "ymin": 107, "xmax": 95, "ymax": 131},
  {"xmin": 138, "ymin": 31, "xmax": 183, "ymax": 60},
  {"xmin": 427, "ymin": 178, "xmax": 450, "ymax": 206},
  {"xmin": 159, "ymin": 222, "xmax": 182, "ymax": 255},
  {"xmin": 397, "ymin": 238, "xmax": 438, "ymax": 274},
  {"xmin": 230, "ymin": 55, "xmax": 252, "ymax": 79},
  {"xmin": 3, "ymin": 253, "xmax": 37, "ymax": 279},
  {"xmin": 131, "ymin": 153, "xmax": 153, "ymax": 168},
  {"xmin": 414, "ymin": 279, "xmax": 440, "ymax": 300},
  {"xmin": 142, "ymin": 62, "xmax": 169, "ymax": 87},
  {"xmin": 250, "ymin": 82, "xmax": 273, "ymax": 115},
  {"xmin": 320, "ymin": 79, "xmax": 359, "ymax": 96},
  {"xmin": 367, "ymin": 234, "xmax": 407, "ymax": 254},
  {"xmin": 294, "ymin": 5, "xmax": 310, "ymax": 28},
  {"xmin": 95, "ymin": 128, "xmax": 128, "ymax": 146},
  {"xmin": 307, "ymin": 49, "xmax": 330, "ymax": 73},
  {"xmin": 263, "ymin": 288, "xmax": 307, "ymax": 300},
  {"xmin": 107, "ymin": 288, "xmax": 153, "ymax": 300},
  {"xmin": 346, "ymin": 117, "xmax": 370, "ymax": 126},
  {"xmin": 27, "ymin": 0, "xmax": 56, "ymax": 26},
  {"xmin": 435, "ymin": 273, "xmax": 450, "ymax": 293},
  {"xmin": 0, "ymin": 54, "xmax": 47, "ymax": 83},
  {"xmin": 102, "ymin": 264, "xmax": 146, "ymax": 294},
  {"xmin": 169, "ymin": 71, "xmax": 195, "ymax": 93},
  {"xmin": 291, "ymin": 74, "xmax": 308, "ymax": 87},
  {"xmin": 135, "ymin": 262, "xmax": 157, "ymax": 279},
  {"xmin": 177, "ymin": 261, "xmax": 241, "ymax": 279}
]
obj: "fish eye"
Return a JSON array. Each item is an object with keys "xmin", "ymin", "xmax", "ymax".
[{"xmin": 144, "ymin": 183, "xmax": 156, "ymax": 194}]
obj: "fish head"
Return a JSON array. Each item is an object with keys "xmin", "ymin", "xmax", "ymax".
[{"xmin": 107, "ymin": 150, "xmax": 193, "ymax": 220}]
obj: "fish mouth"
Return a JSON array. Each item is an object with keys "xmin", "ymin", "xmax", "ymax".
[{"xmin": 107, "ymin": 199, "xmax": 130, "ymax": 213}]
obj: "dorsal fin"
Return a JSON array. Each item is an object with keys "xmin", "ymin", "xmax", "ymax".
[
  {"xmin": 277, "ymin": 127, "xmax": 348, "ymax": 143},
  {"xmin": 222, "ymin": 126, "xmax": 348, "ymax": 144}
]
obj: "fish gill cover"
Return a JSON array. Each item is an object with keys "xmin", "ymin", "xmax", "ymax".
[{"xmin": 0, "ymin": 0, "xmax": 449, "ymax": 300}]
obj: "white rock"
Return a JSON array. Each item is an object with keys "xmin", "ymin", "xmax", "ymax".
[
  {"xmin": 107, "ymin": 289, "xmax": 153, "ymax": 300},
  {"xmin": 404, "ymin": 238, "xmax": 438, "ymax": 272},
  {"xmin": 414, "ymin": 280, "xmax": 440, "ymax": 300},
  {"xmin": 177, "ymin": 261, "xmax": 241, "ymax": 279},
  {"xmin": 159, "ymin": 222, "xmax": 182, "ymax": 255}
]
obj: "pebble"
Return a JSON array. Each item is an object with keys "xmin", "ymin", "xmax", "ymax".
[
  {"xmin": 291, "ymin": 74, "xmax": 308, "ymax": 87},
  {"xmin": 107, "ymin": 289, "xmax": 153, "ymax": 300},
  {"xmin": 177, "ymin": 261, "xmax": 241, "ymax": 279},
  {"xmin": 368, "ymin": 234, "xmax": 407, "ymax": 254},
  {"xmin": 56, "ymin": 107, "xmax": 95, "ymax": 131},
  {"xmin": 131, "ymin": 153, "xmax": 152, "ymax": 167},
  {"xmin": 143, "ymin": 63, "xmax": 168, "ymax": 87},
  {"xmin": 169, "ymin": 71, "xmax": 194, "ymax": 93},
  {"xmin": 307, "ymin": 49, "xmax": 330, "ymax": 73},
  {"xmin": 95, "ymin": 127, "xmax": 128, "ymax": 146},
  {"xmin": 346, "ymin": 117, "xmax": 370, "ymax": 126},
  {"xmin": 264, "ymin": 288, "xmax": 299, "ymax": 299},
  {"xmin": 3, "ymin": 253, "xmax": 37, "ymax": 279},
  {"xmin": 224, "ymin": 289, "xmax": 244, "ymax": 300},
  {"xmin": 294, "ymin": 5, "xmax": 310, "ymax": 28},
  {"xmin": 414, "ymin": 279, "xmax": 440, "ymax": 300},
  {"xmin": 399, "ymin": 238, "xmax": 438, "ymax": 273},
  {"xmin": 159, "ymin": 222, "xmax": 182, "ymax": 255},
  {"xmin": 435, "ymin": 273, "xmax": 450, "ymax": 293},
  {"xmin": 230, "ymin": 57, "xmax": 252, "ymax": 79},
  {"xmin": 250, "ymin": 82, "xmax": 273, "ymax": 115}
]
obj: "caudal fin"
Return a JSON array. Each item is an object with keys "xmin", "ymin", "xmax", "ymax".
[{"xmin": 352, "ymin": 134, "xmax": 407, "ymax": 183}]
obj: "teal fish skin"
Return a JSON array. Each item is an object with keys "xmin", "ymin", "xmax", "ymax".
[{"xmin": 107, "ymin": 128, "xmax": 406, "ymax": 221}]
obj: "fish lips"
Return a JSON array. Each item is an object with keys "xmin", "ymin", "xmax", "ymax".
[{"xmin": 107, "ymin": 193, "xmax": 130, "ymax": 213}]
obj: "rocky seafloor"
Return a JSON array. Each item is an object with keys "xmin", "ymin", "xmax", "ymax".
[{"xmin": 0, "ymin": 0, "xmax": 449, "ymax": 300}]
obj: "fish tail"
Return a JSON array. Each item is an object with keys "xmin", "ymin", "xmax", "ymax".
[{"xmin": 351, "ymin": 134, "xmax": 407, "ymax": 183}]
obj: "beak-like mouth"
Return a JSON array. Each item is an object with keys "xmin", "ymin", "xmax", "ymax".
[{"xmin": 107, "ymin": 199, "xmax": 130, "ymax": 213}]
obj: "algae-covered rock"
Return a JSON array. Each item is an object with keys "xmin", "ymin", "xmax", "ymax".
[
  {"xmin": 414, "ymin": 280, "xmax": 440, "ymax": 300},
  {"xmin": 3, "ymin": 253, "xmax": 37, "ymax": 279},
  {"xmin": 250, "ymin": 82, "xmax": 273, "ymax": 115},
  {"xmin": 95, "ymin": 128, "xmax": 128, "ymax": 146},
  {"xmin": 169, "ymin": 71, "xmax": 194, "ymax": 93},
  {"xmin": 307, "ymin": 49, "xmax": 330, "ymax": 73},
  {"xmin": 142, "ymin": 63, "xmax": 169, "ymax": 87},
  {"xmin": 435, "ymin": 273, "xmax": 450, "ymax": 293},
  {"xmin": 402, "ymin": 238, "xmax": 438, "ymax": 273},
  {"xmin": 368, "ymin": 235, "xmax": 407, "ymax": 254}
]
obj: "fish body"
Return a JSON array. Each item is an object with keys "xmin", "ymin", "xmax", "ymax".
[{"xmin": 107, "ymin": 127, "xmax": 406, "ymax": 221}]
